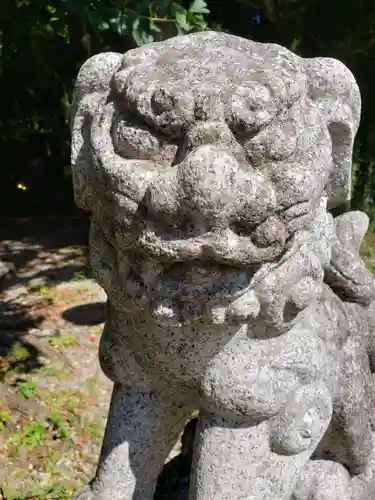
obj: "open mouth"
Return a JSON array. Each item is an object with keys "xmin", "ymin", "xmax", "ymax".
[
  {"xmin": 135, "ymin": 224, "xmax": 286, "ymax": 269},
  {"xmin": 157, "ymin": 261, "xmax": 253, "ymax": 301},
  {"xmin": 129, "ymin": 215, "xmax": 290, "ymax": 303}
]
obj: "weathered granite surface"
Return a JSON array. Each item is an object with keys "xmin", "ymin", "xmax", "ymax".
[{"xmin": 70, "ymin": 31, "xmax": 375, "ymax": 500}]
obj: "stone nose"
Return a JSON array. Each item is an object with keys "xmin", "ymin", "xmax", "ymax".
[
  {"xmin": 145, "ymin": 144, "xmax": 276, "ymax": 235},
  {"xmin": 177, "ymin": 145, "xmax": 240, "ymax": 227}
]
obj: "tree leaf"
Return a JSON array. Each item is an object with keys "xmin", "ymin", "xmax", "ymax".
[
  {"xmin": 132, "ymin": 19, "xmax": 154, "ymax": 46},
  {"xmin": 132, "ymin": 19, "xmax": 144, "ymax": 46},
  {"xmin": 149, "ymin": 20, "xmax": 161, "ymax": 33},
  {"xmin": 174, "ymin": 5, "xmax": 191, "ymax": 31},
  {"xmin": 189, "ymin": 0, "xmax": 210, "ymax": 15},
  {"xmin": 189, "ymin": 13, "xmax": 207, "ymax": 30},
  {"xmin": 175, "ymin": 23, "xmax": 185, "ymax": 35}
]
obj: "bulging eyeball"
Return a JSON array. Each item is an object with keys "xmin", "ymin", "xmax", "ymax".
[
  {"xmin": 111, "ymin": 68, "xmax": 132, "ymax": 96},
  {"xmin": 152, "ymin": 87, "xmax": 178, "ymax": 114},
  {"xmin": 113, "ymin": 116, "xmax": 160, "ymax": 160},
  {"xmin": 149, "ymin": 86, "xmax": 195, "ymax": 134},
  {"xmin": 194, "ymin": 91, "xmax": 225, "ymax": 122},
  {"xmin": 228, "ymin": 83, "xmax": 277, "ymax": 136}
]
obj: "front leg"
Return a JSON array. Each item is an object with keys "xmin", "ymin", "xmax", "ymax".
[
  {"xmin": 317, "ymin": 336, "xmax": 373, "ymax": 475},
  {"xmin": 73, "ymin": 385, "xmax": 192, "ymax": 500},
  {"xmin": 190, "ymin": 384, "xmax": 332, "ymax": 500}
]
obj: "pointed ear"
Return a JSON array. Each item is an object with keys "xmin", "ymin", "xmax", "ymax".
[
  {"xmin": 70, "ymin": 53, "xmax": 122, "ymax": 211},
  {"xmin": 71, "ymin": 52, "xmax": 123, "ymax": 130},
  {"xmin": 325, "ymin": 211, "xmax": 375, "ymax": 306},
  {"xmin": 304, "ymin": 57, "xmax": 361, "ymax": 210},
  {"xmin": 334, "ymin": 211, "xmax": 369, "ymax": 254}
]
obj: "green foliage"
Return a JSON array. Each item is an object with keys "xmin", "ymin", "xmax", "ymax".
[
  {"xmin": 39, "ymin": 286, "xmax": 50, "ymax": 296},
  {"xmin": 80, "ymin": 417, "xmax": 102, "ymax": 438},
  {"xmin": 71, "ymin": 271, "xmax": 87, "ymax": 281},
  {"xmin": 1, "ymin": 481, "xmax": 78, "ymax": 500},
  {"xmin": 49, "ymin": 412, "xmax": 70, "ymax": 439},
  {"xmin": 9, "ymin": 342, "xmax": 30, "ymax": 362},
  {"xmin": 86, "ymin": 376, "xmax": 100, "ymax": 395},
  {"xmin": 361, "ymin": 231, "xmax": 375, "ymax": 274},
  {"xmin": 8, "ymin": 420, "xmax": 46, "ymax": 448},
  {"xmin": 0, "ymin": 410, "xmax": 10, "ymax": 430},
  {"xmin": 0, "ymin": 0, "xmax": 211, "ymax": 215},
  {"xmin": 67, "ymin": 396, "xmax": 80, "ymax": 414},
  {"xmin": 49, "ymin": 334, "xmax": 77, "ymax": 349},
  {"xmin": 18, "ymin": 380, "xmax": 37, "ymax": 399},
  {"xmin": 361, "ymin": 240, "xmax": 375, "ymax": 259},
  {"xmin": 39, "ymin": 285, "xmax": 56, "ymax": 304}
]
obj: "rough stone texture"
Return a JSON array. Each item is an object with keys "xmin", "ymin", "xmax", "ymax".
[{"xmin": 70, "ymin": 31, "xmax": 375, "ymax": 500}]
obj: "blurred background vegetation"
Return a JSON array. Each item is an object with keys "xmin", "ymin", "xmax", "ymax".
[{"xmin": 1, "ymin": 0, "xmax": 375, "ymax": 221}]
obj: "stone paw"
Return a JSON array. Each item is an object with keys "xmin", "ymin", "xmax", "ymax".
[{"xmin": 269, "ymin": 383, "xmax": 332, "ymax": 456}]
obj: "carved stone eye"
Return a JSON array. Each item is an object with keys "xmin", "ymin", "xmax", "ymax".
[
  {"xmin": 113, "ymin": 114, "xmax": 179, "ymax": 167},
  {"xmin": 149, "ymin": 86, "xmax": 195, "ymax": 136},
  {"xmin": 229, "ymin": 84, "xmax": 277, "ymax": 137},
  {"xmin": 113, "ymin": 117, "xmax": 160, "ymax": 160},
  {"xmin": 151, "ymin": 88, "xmax": 176, "ymax": 114}
]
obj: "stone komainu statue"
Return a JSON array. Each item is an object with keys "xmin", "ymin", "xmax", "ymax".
[{"xmin": 70, "ymin": 31, "xmax": 375, "ymax": 500}]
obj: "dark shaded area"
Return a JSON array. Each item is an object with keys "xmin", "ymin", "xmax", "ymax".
[
  {"xmin": 0, "ymin": 216, "xmax": 90, "ymax": 380},
  {"xmin": 62, "ymin": 302, "xmax": 106, "ymax": 326},
  {"xmin": 0, "ymin": 332, "xmax": 44, "ymax": 383},
  {"xmin": 0, "ymin": 294, "xmax": 45, "ymax": 382},
  {"xmin": 0, "ymin": 0, "xmax": 134, "ymax": 217},
  {"xmin": 0, "ymin": 215, "xmax": 89, "ymax": 246},
  {"xmin": 155, "ymin": 418, "xmax": 197, "ymax": 500}
]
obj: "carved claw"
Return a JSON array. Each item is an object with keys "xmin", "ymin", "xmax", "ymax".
[{"xmin": 269, "ymin": 383, "xmax": 332, "ymax": 456}]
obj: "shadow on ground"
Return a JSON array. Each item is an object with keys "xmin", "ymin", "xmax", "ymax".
[
  {"xmin": 62, "ymin": 302, "xmax": 106, "ymax": 326},
  {"xmin": 0, "ymin": 215, "xmax": 90, "ymax": 378}
]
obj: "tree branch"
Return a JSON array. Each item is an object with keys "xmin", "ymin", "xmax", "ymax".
[{"xmin": 108, "ymin": 2, "xmax": 176, "ymax": 23}]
